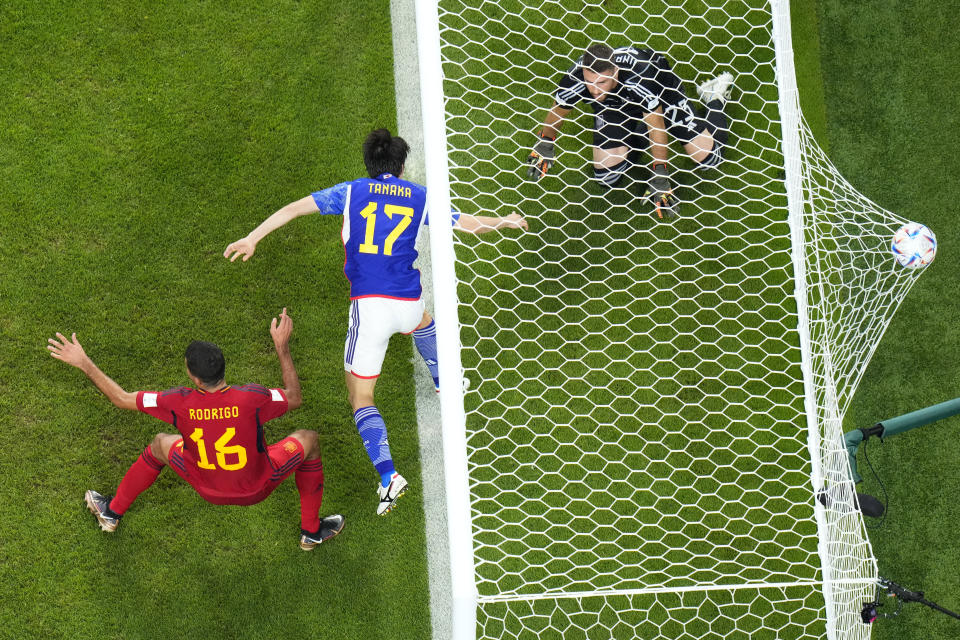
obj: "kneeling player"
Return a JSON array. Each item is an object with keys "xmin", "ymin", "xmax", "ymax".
[
  {"xmin": 526, "ymin": 43, "xmax": 734, "ymax": 219},
  {"xmin": 48, "ymin": 308, "xmax": 343, "ymax": 551}
]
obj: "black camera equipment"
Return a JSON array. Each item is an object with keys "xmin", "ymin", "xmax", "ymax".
[{"xmin": 860, "ymin": 576, "xmax": 960, "ymax": 624}]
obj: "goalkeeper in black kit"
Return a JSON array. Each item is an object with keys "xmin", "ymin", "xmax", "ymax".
[{"xmin": 526, "ymin": 43, "xmax": 734, "ymax": 219}]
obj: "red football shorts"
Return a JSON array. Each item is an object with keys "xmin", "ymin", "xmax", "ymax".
[{"xmin": 168, "ymin": 436, "xmax": 305, "ymax": 506}]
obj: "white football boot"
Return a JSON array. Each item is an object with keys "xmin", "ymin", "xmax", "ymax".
[
  {"xmin": 377, "ymin": 472, "xmax": 409, "ymax": 516},
  {"xmin": 697, "ymin": 72, "xmax": 735, "ymax": 104}
]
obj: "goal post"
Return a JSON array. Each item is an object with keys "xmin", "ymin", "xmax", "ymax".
[
  {"xmin": 411, "ymin": 0, "xmax": 932, "ymax": 638},
  {"xmin": 416, "ymin": 0, "xmax": 479, "ymax": 635},
  {"xmin": 770, "ymin": 2, "xmax": 842, "ymax": 636}
]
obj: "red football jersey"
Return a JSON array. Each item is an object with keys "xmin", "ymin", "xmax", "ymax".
[{"xmin": 136, "ymin": 384, "xmax": 288, "ymax": 503}]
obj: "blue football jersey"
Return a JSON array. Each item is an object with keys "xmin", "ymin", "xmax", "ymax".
[{"xmin": 312, "ymin": 173, "xmax": 455, "ymax": 300}]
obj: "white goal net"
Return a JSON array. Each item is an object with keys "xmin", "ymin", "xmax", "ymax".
[{"xmin": 417, "ymin": 0, "xmax": 932, "ymax": 637}]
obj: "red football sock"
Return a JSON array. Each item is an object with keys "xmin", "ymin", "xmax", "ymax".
[
  {"xmin": 295, "ymin": 458, "xmax": 325, "ymax": 532},
  {"xmin": 110, "ymin": 446, "xmax": 165, "ymax": 515}
]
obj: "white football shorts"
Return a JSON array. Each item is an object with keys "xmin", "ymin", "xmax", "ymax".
[{"xmin": 344, "ymin": 296, "xmax": 426, "ymax": 378}]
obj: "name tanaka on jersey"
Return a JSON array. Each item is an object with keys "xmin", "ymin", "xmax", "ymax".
[{"xmin": 368, "ymin": 182, "xmax": 412, "ymax": 198}]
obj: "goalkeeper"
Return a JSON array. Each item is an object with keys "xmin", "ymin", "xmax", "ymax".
[{"xmin": 526, "ymin": 43, "xmax": 734, "ymax": 219}]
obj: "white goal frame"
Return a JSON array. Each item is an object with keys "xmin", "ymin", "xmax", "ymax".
[
  {"xmin": 416, "ymin": 0, "xmax": 481, "ymax": 636},
  {"xmin": 410, "ymin": 0, "xmax": 897, "ymax": 638},
  {"xmin": 771, "ymin": 4, "xmax": 843, "ymax": 637}
]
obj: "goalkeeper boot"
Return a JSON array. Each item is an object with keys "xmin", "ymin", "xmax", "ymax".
[
  {"xmin": 698, "ymin": 72, "xmax": 735, "ymax": 104},
  {"xmin": 377, "ymin": 472, "xmax": 408, "ymax": 516},
  {"xmin": 84, "ymin": 490, "xmax": 121, "ymax": 532},
  {"xmin": 299, "ymin": 514, "xmax": 346, "ymax": 551}
]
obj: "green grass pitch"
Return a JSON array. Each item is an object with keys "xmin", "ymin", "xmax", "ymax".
[
  {"xmin": 0, "ymin": 2, "xmax": 432, "ymax": 639},
  {"xmin": 817, "ymin": 2, "xmax": 960, "ymax": 639},
  {"xmin": 2, "ymin": 0, "xmax": 957, "ymax": 639}
]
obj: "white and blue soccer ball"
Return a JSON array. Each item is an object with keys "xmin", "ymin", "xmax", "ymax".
[{"xmin": 891, "ymin": 222, "xmax": 937, "ymax": 269}]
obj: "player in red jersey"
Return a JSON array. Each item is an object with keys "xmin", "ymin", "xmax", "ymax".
[{"xmin": 48, "ymin": 308, "xmax": 343, "ymax": 551}]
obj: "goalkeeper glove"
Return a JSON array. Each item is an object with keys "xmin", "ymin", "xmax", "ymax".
[
  {"xmin": 643, "ymin": 163, "xmax": 678, "ymax": 219},
  {"xmin": 526, "ymin": 133, "xmax": 556, "ymax": 181}
]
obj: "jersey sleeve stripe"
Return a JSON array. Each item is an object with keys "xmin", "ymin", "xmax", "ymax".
[
  {"xmin": 161, "ymin": 386, "xmax": 191, "ymax": 397},
  {"xmin": 557, "ymin": 83, "xmax": 584, "ymax": 105},
  {"xmin": 236, "ymin": 384, "xmax": 270, "ymax": 397}
]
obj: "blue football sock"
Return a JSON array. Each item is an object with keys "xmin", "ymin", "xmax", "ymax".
[
  {"xmin": 413, "ymin": 320, "xmax": 440, "ymax": 389},
  {"xmin": 354, "ymin": 406, "xmax": 395, "ymax": 484}
]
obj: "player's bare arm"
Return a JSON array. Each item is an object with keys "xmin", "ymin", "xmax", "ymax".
[
  {"xmin": 641, "ymin": 107, "xmax": 679, "ymax": 219},
  {"xmin": 47, "ymin": 332, "xmax": 138, "ymax": 410},
  {"xmin": 643, "ymin": 107, "xmax": 670, "ymax": 165},
  {"xmin": 455, "ymin": 211, "xmax": 529, "ymax": 234},
  {"xmin": 269, "ymin": 307, "xmax": 302, "ymax": 410},
  {"xmin": 539, "ymin": 103, "xmax": 571, "ymax": 140},
  {"xmin": 224, "ymin": 196, "xmax": 320, "ymax": 262}
]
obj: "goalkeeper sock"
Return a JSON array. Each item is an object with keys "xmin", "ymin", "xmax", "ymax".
[
  {"xmin": 295, "ymin": 458, "xmax": 325, "ymax": 533},
  {"xmin": 354, "ymin": 406, "xmax": 395, "ymax": 485},
  {"xmin": 691, "ymin": 99, "xmax": 731, "ymax": 168},
  {"xmin": 110, "ymin": 445, "xmax": 165, "ymax": 515},
  {"xmin": 412, "ymin": 320, "xmax": 440, "ymax": 389},
  {"xmin": 704, "ymin": 99, "xmax": 729, "ymax": 146},
  {"xmin": 594, "ymin": 159, "xmax": 630, "ymax": 188}
]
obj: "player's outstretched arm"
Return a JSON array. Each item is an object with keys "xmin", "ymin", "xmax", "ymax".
[
  {"xmin": 641, "ymin": 108, "xmax": 678, "ymax": 219},
  {"xmin": 643, "ymin": 107, "xmax": 670, "ymax": 166},
  {"xmin": 224, "ymin": 196, "xmax": 320, "ymax": 262},
  {"xmin": 47, "ymin": 332, "xmax": 138, "ymax": 410},
  {"xmin": 269, "ymin": 308, "xmax": 302, "ymax": 410},
  {"xmin": 455, "ymin": 211, "xmax": 529, "ymax": 235},
  {"xmin": 538, "ymin": 103, "xmax": 570, "ymax": 141}
]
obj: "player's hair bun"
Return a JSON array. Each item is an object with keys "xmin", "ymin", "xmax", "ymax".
[
  {"xmin": 368, "ymin": 128, "xmax": 393, "ymax": 155},
  {"xmin": 362, "ymin": 128, "xmax": 410, "ymax": 178}
]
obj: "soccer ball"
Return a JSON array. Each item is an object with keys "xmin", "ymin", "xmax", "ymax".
[{"xmin": 891, "ymin": 222, "xmax": 936, "ymax": 269}]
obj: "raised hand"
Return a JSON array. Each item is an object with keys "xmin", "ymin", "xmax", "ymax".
[
  {"xmin": 270, "ymin": 308, "xmax": 293, "ymax": 349},
  {"xmin": 502, "ymin": 212, "xmax": 529, "ymax": 231},
  {"xmin": 47, "ymin": 332, "xmax": 91, "ymax": 369}
]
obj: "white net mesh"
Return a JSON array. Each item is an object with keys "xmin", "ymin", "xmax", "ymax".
[
  {"xmin": 798, "ymin": 120, "xmax": 926, "ymax": 418},
  {"xmin": 428, "ymin": 0, "xmax": 929, "ymax": 637},
  {"xmin": 478, "ymin": 586, "xmax": 825, "ymax": 639},
  {"xmin": 795, "ymin": 112, "xmax": 923, "ymax": 639}
]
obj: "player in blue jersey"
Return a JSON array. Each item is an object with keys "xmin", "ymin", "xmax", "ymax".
[
  {"xmin": 526, "ymin": 43, "xmax": 734, "ymax": 219},
  {"xmin": 225, "ymin": 128, "xmax": 528, "ymax": 515}
]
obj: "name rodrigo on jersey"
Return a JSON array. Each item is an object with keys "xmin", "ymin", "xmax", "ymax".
[{"xmin": 189, "ymin": 406, "xmax": 240, "ymax": 421}]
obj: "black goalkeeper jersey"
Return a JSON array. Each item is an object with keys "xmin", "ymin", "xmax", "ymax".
[{"xmin": 553, "ymin": 46, "xmax": 685, "ymax": 117}]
